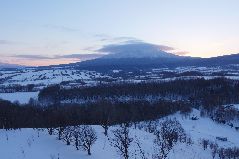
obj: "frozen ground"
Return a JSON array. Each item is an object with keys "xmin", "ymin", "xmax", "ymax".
[
  {"xmin": 0, "ymin": 92, "xmax": 39, "ymax": 104},
  {"xmin": 1, "ymin": 109, "xmax": 239, "ymax": 159},
  {"xmin": 0, "ymin": 69, "xmax": 105, "ymax": 86},
  {"xmin": 1, "ymin": 65, "xmax": 239, "ymax": 88}
]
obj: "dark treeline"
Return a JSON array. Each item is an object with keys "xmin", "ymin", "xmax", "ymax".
[
  {"xmin": 0, "ymin": 99, "xmax": 190, "ymax": 129},
  {"xmin": 1, "ymin": 78, "xmax": 239, "ymax": 129},
  {"xmin": 39, "ymin": 78, "xmax": 239, "ymax": 110}
]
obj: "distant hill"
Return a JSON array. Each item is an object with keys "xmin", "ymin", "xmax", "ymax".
[
  {"xmin": 0, "ymin": 62, "xmax": 24, "ymax": 69},
  {"xmin": 69, "ymin": 42, "xmax": 239, "ymax": 71},
  {"xmin": 39, "ymin": 42, "xmax": 239, "ymax": 71},
  {"xmin": 68, "ymin": 53, "xmax": 239, "ymax": 71}
]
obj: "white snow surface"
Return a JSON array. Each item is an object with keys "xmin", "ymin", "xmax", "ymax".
[
  {"xmin": 1, "ymin": 109, "xmax": 239, "ymax": 159},
  {"xmin": 0, "ymin": 92, "xmax": 39, "ymax": 104},
  {"xmin": 0, "ymin": 69, "xmax": 105, "ymax": 86},
  {"xmin": 1, "ymin": 65, "xmax": 239, "ymax": 88},
  {"xmin": 174, "ymin": 109, "xmax": 239, "ymax": 148},
  {"xmin": 231, "ymin": 104, "xmax": 239, "ymax": 110}
]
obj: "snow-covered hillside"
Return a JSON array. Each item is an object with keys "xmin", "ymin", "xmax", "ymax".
[
  {"xmin": 1, "ymin": 65, "xmax": 239, "ymax": 90},
  {"xmin": 1, "ymin": 109, "xmax": 239, "ymax": 159},
  {"xmin": 0, "ymin": 69, "xmax": 106, "ymax": 86}
]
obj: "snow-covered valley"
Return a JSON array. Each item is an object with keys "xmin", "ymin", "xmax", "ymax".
[
  {"xmin": 1, "ymin": 65, "xmax": 239, "ymax": 90},
  {"xmin": 1, "ymin": 66, "xmax": 239, "ymax": 159},
  {"xmin": 2, "ymin": 1, "xmax": 239, "ymax": 158}
]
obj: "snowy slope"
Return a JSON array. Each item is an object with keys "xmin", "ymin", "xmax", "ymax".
[
  {"xmin": 173, "ymin": 109, "xmax": 239, "ymax": 148},
  {"xmin": 1, "ymin": 109, "xmax": 239, "ymax": 159},
  {"xmin": 0, "ymin": 127, "xmax": 151, "ymax": 159}
]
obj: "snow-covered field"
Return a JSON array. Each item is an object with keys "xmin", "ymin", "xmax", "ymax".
[
  {"xmin": 1, "ymin": 128, "xmax": 117, "ymax": 159},
  {"xmin": 1, "ymin": 65, "xmax": 239, "ymax": 88},
  {"xmin": 1, "ymin": 126, "xmax": 152, "ymax": 159},
  {"xmin": 0, "ymin": 69, "xmax": 105, "ymax": 86},
  {"xmin": 0, "ymin": 92, "xmax": 39, "ymax": 104},
  {"xmin": 1, "ymin": 109, "xmax": 239, "ymax": 159}
]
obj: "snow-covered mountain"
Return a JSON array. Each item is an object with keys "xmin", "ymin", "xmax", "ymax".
[{"xmin": 67, "ymin": 42, "xmax": 239, "ymax": 71}]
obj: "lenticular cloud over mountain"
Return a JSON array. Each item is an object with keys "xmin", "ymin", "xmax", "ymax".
[{"xmin": 99, "ymin": 42, "xmax": 179, "ymax": 58}]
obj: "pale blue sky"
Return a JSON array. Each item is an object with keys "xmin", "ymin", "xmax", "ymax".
[{"xmin": 1, "ymin": 0, "xmax": 239, "ymax": 66}]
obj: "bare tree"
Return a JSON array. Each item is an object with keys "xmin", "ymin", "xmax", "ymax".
[
  {"xmin": 100, "ymin": 101, "xmax": 111, "ymax": 136},
  {"xmin": 72, "ymin": 125, "xmax": 82, "ymax": 150},
  {"xmin": 153, "ymin": 118, "xmax": 186, "ymax": 159},
  {"xmin": 62, "ymin": 126, "xmax": 73, "ymax": 145},
  {"xmin": 109, "ymin": 123, "xmax": 133, "ymax": 159},
  {"xmin": 28, "ymin": 97, "xmax": 38, "ymax": 106},
  {"xmin": 135, "ymin": 137, "xmax": 147, "ymax": 159},
  {"xmin": 201, "ymin": 139, "xmax": 209, "ymax": 150},
  {"xmin": 56, "ymin": 127, "xmax": 65, "ymax": 140},
  {"xmin": 209, "ymin": 142, "xmax": 218, "ymax": 159},
  {"xmin": 101, "ymin": 123, "xmax": 109, "ymax": 136},
  {"xmin": 47, "ymin": 127, "xmax": 54, "ymax": 135},
  {"xmin": 79, "ymin": 125, "xmax": 97, "ymax": 155}
]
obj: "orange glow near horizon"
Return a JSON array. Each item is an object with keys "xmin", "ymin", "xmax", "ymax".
[{"xmin": 7, "ymin": 58, "xmax": 81, "ymax": 67}]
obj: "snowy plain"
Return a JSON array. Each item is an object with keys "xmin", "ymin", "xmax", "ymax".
[
  {"xmin": 0, "ymin": 92, "xmax": 39, "ymax": 104},
  {"xmin": 0, "ymin": 69, "xmax": 105, "ymax": 86}
]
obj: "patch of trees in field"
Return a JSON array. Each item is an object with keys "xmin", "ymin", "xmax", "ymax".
[
  {"xmin": 44, "ymin": 118, "xmax": 190, "ymax": 158},
  {"xmin": 2, "ymin": 78, "xmax": 239, "ymax": 130},
  {"xmin": 38, "ymin": 78, "xmax": 239, "ymax": 110},
  {"xmin": 0, "ymin": 84, "xmax": 36, "ymax": 93},
  {"xmin": 44, "ymin": 125, "xmax": 97, "ymax": 155},
  {"xmin": 200, "ymin": 139, "xmax": 239, "ymax": 159},
  {"xmin": 201, "ymin": 105, "xmax": 239, "ymax": 130}
]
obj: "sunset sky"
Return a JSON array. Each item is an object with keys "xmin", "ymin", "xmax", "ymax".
[{"xmin": 1, "ymin": 0, "xmax": 239, "ymax": 66}]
